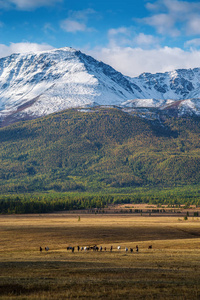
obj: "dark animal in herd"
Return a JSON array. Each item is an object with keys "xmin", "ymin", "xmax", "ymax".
[
  {"xmin": 67, "ymin": 246, "xmax": 73, "ymax": 250},
  {"xmin": 39, "ymin": 246, "xmax": 49, "ymax": 252}
]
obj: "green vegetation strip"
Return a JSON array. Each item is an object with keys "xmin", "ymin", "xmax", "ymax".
[
  {"xmin": 0, "ymin": 107, "xmax": 200, "ymax": 196},
  {"xmin": 1, "ymin": 184, "xmax": 200, "ymax": 214}
]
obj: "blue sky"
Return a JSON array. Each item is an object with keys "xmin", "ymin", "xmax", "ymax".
[{"xmin": 1, "ymin": 0, "xmax": 200, "ymax": 76}]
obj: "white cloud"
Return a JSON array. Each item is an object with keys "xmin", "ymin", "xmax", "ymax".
[
  {"xmin": 107, "ymin": 27, "xmax": 132, "ymax": 48},
  {"xmin": 146, "ymin": 0, "xmax": 200, "ymax": 14},
  {"xmin": 134, "ymin": 33, "xmax": 159, "ymax": 46},
  {"xmin": 60, "ymin": 19, "xmax": 86, "ymax": 33},
  {"xmin": 0, "ymin": 42, "xmax": 54, "ymax": 58},
  {"xmin": 140, "ymin": 0, "xmax": 200, "ymax": 37},
  {"xmin": 86, "ymin": 46, "xmax": 200, "ymax": 77},
  {"xmin": 108, "ymin": 27, "xmax": 130, "ymax": 36},
  {"xmin": 184, "ymin": 38, "xmax": 200, "ymax": 49},
  {"xmin": 60, "ymin": 9, "xmax": 96, "ymax": 33},
  {"xmin": 0, "ymin": 0, "xmax": 62, "ymax": 10},
  {"xmin": 68, "ymin": 8, "xmax": 96, "ymax": 21},
  {"xmin": 187, "ymin": 17, "xmax": 200, "ymax": 35},
  {"xmin": 43, "ymin": 23, "xmax": 56, "ymax": 34},
  {"xmin": 106, "ymin": 26, "xmax": 161, "ymax": 49},
  {"xmin": 142, "ymin": 14, "xmax": 180, "ymax": 37}
]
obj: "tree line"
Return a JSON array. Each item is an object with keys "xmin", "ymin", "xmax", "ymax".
[{"xmin": 1, "ymin": 189, "xmax": 200, "ymax": 214}]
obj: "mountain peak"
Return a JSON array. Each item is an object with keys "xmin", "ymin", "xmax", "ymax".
[{"xmin": 0, "ymin": 46, "xmax": 200, "ymax": 127}]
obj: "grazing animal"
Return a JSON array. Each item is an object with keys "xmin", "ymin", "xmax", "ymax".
[
  {"xmin": 130, "ymin": 248, "xmax": 133, "ymax": 253},
  {"xmin": 91, "ymin": 245, "xmax": 98, "ymax": 251},
  {"xmin": 67, "ymin": 246, "xmax": 73, "ymax": 250},
  {"xmin": 84, "ymin": 246, "xmax": 89, "ymax": 251},
  {"xmin": 148, "ymin": 245, "xmax": 152, "ymax": 249},
  {"xmin": 117, "ymin": 246, "xmax": 121, "ymax": 251},
  {"xmin": 136, "ymin": 245, "xmax": 139, "ymax": 252},
  {"xmin": 125, "ymin": 247, "xmax": 128, "ymax": 252},
  {"xmin": 45, "ymin": 247, "xmax": 49, "ymax": 251},
  {"xmin": 110, "ymin": 246, "xmax": 113, "ymax": 251},
  {"xmin": 40, "ymin": 247, "xmax": 42, "ymax": 252},
  {"xmin": 80, "ymin": 247, "xmax": 83, "ymax": 251}
]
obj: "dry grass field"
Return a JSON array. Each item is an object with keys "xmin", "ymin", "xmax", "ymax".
[{"xmin": 1, "ymin": 213, "xmax": 200, "ymax": 299}]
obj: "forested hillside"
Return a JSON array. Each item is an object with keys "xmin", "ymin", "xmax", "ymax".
[{"xmin": 0, "ymin": 107, "xmax": 200, "ymax": 194}]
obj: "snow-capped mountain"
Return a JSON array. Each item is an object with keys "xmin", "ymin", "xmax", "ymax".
[{"xmin": 0, "ymin": 46, "xmax": 200, "ymax": 126}]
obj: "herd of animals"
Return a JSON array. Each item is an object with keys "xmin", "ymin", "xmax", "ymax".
[{"xmin": 39, "ymin": 245, "xmax": 153, "ymax": 253}]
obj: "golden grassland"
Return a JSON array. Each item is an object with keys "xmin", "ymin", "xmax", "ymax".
[{"xmin": 1, "ymin": 214, "xmax": 200, "ymax": 299}]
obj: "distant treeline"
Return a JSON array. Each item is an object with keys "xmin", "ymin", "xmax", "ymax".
[{"xmin": 1, "ymin": 187, "xmax": 200, "ymax": 214}]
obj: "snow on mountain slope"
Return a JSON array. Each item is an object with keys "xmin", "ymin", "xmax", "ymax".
[
  {"xmin": 160, "ymin": 98, "xmax": 200, "ymax": 116},
  {"xmin": 131, "ymin": 69, "xmax": 200, "ymax": 100},
  {"xmin": 0, "ymin": 47, "xmax": 141, "ymax": 123},
  {"xmin": 0, "ymin": 47, "xmax": 200, "ymax": 126}
]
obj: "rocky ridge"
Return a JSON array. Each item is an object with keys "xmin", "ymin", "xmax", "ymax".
[{"xmin": 0, "ymin": 47, "xmax": 200, "ymax": 126}]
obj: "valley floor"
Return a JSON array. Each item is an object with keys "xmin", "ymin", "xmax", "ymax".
[{"xmin": 0, "ymin": 214, "xmax": 200, "ymax": 299}]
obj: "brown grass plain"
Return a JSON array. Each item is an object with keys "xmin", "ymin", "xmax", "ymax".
[{"xmin": 1, "ymin": 213, "xmax": 200, "ymax": 299}]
